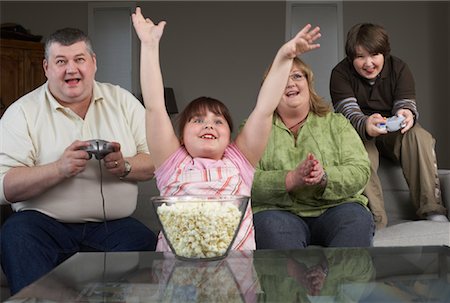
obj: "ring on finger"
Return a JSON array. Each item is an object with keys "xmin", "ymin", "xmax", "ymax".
[{"xmin": 114, "ymin": 161, "xmax": 119, "ymax": 168}]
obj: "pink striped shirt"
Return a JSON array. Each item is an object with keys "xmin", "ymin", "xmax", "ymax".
[{"xmin": 154, "ymin": 143, "xmax": 256, "ymax": 251}]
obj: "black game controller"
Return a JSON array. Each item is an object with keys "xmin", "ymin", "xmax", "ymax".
[{"xmin": 80, "ymin": 139, "xmax": 114, "ymax": 160}]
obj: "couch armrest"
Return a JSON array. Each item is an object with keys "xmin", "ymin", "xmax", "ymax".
[{"xmin": 438, "ymin": 169, "xmax": 450, "ymax": 218}]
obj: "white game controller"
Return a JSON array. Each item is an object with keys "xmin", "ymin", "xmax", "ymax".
[{"xmin": 377, "ymin": 115, "xmax": 406, "ymax": 132}]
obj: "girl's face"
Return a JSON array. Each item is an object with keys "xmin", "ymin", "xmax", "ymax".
[
  {"xmin": 182, "ymin": 110, "xmax": 231, "ymax": 160},
  {"xmin": 277, "ymin": 65, "xmax": 310, "ymax": 113},
  {"xmin": 352, "ymin": 45, "xmax": 385, "ymax": 80}
]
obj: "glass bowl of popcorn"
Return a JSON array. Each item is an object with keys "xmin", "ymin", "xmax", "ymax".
[{"xmin": 152, "ymin": 195, "xmax": 249, "ymax": 261}]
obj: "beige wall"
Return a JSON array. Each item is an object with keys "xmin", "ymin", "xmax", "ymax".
[
  {"xmin": 137, "ymin": 1, "xmax": 285, "ymax": 137},
  {"xmin": 1, "ymin": 1, "xmax": 449, "ymax": 167},
  {"xmin": 1, "ymin": 2, "xmax": 89, "ymax": 38}
]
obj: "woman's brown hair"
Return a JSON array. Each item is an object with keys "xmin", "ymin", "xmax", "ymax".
[{"xmin": 291, "ymin": 57, "xmax": 331, "ymax": 116}]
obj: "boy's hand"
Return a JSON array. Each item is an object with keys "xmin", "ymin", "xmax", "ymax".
[
  {"xmin": 396, "ymin": 109, "xmax": 414, "ymax": 134},
  {"xmin": 366, "ymin": 113, "xmax": 388, "ymax": 137}
]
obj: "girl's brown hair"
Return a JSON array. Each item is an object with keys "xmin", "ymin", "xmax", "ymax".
[{"xmin": 177, "ymin": 97, "xmax": 233, "ymax": 141}]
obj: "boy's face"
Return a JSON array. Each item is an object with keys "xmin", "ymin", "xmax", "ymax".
[{"xmin": 352, "ymin": 45, "xmax": 384, "ymax": 80}]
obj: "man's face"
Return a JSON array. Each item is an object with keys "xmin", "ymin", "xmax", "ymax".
[{"xmin": 43, "ymin": 41, "xmax": 97, "ymax": 105}]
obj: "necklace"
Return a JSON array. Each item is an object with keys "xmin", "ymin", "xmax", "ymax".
[{"xmin": 288, "ymin": 115, "xmax": 308, "ymax": 130}]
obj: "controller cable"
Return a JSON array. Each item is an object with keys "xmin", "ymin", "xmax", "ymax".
[
  {"xmin": 96, "ymin": 156, "xmax": 108, "ymax": 301},
  {"xmin": 97, "ymin": 158, "xmax": 109, "ymax": 234},
  {"xmin": 93, "ymin": 140, "xmax": 109, "ymax": 234}
]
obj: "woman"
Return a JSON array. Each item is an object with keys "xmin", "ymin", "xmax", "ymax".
[{"xmin": 252, "ymin": 57, "xmax": 374, "ymax": 249}]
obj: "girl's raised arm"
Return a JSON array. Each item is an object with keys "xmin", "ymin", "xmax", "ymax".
[
  {"xmin": 132, "ymin": 7, "xmax": 180, "ymax": 168},
  {"xmin": 236, "ymin": 24, "xmax": 321, "ymax": 166}
]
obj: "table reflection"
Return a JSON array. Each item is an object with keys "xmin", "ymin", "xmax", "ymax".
[
  {"xmin": 6, "ymin": 246, "xmax": 450, "ymax": 303},
  {"xmin": 149, "ymin": 251, "xmax": 256, "ymax": 302},
  {"xmin": 254, "ymin": 248, "xmax": 375, "ymax": 302},
  {"xmin": 77, "ymin": 251, "xmax": 259, "ymax": 303}
]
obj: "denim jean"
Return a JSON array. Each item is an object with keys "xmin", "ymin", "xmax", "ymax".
[
  {"xmin": 254, "ymin": 203, "xmax": 375, "ymax": 249},
  {"xmin": 1, "ymin": 210, "xmax": 157, "ymax": 295}
]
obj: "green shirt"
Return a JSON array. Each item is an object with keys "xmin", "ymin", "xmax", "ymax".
[{"xmin": 251, "ymin": 112, "xmax": 370, "ymax": 217}]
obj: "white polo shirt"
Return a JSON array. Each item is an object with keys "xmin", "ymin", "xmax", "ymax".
[{"xmin": 0, "ymin": 81, "xmax": 149, "ymax": 222}]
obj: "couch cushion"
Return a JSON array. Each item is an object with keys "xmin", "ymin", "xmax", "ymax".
[
  {"xmin": 373, "ymin": 221, "xmax": 450, "ymax": 246},
  {"xmin": 438, "ymin": 169, "xmax": 450, "ymax": 210},
  {"xmin": 135, "ymin": 179, "xmax": 161, "ymax": 233},
  {"xmin": 1, "ymin": 271, "xmax": 9, "ymax": 301},
  {"xmin": 378, "ymin": 158, "xmax": 450, "ymax": 225},
  {"xmin": 378, "ymin": 157, "xmax": 417, "ymax": 225}
]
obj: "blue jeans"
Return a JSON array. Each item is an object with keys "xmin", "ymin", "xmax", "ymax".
[
  {"xmin": 254, "ymin": 203, "xmax": 375, "ymax": 249},
  {"xmin": 1, "ymin": 210, "xmax": 157, "ymax": 295}
]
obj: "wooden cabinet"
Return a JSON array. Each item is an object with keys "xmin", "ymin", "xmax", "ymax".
[{"xmin": 1, "ymin": 39, "xmax": 46, "ymax": 118}]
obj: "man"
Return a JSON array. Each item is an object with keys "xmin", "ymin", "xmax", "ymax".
[
  {"xmin": 330, "ymin": 23, "xmax": 448, "ymax": 229},
  {"xmin": 0, "ymin": 28, "xmax": 156, "ymax": 295}
]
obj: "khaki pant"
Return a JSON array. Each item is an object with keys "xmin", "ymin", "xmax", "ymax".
[{"xmin": 364, "ymin": 123, "xmax": 447, "ymax": 229}]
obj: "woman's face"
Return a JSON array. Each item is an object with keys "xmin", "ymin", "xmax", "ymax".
[
  {"xmin": 277, "ymin": 64, "xmax": 310, "ymax": 113},
  {"xmin": 352, "ymin": 45, "xmax": 385, "ymax": 80},
  {"xmin": 182, "ymin": 110, "xmax": 231, "ymax": 160}
]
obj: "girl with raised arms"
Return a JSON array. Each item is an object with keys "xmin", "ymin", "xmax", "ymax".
[{"xmin": 132, "ymin": 7, "xmax": 321, "ymax": 251}]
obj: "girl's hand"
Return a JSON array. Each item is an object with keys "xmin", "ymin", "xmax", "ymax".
[{"xmin": 132, "ymin": 7, "xmax": 166, "ymax": 45}]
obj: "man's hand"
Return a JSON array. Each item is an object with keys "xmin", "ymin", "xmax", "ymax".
[
  {"xmin": 102, "ymin": 142, "xmax": 129, "ymax": 178},
  {"xmin": 57, "ymin": 140, "xmax": 90, "ymax": 178}
]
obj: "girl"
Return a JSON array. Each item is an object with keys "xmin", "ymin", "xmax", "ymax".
[{"xmin": 132, "ymin": 7, "xmax": 321, "ymax": 251}]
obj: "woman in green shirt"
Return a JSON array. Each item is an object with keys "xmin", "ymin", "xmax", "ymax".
[{"xmin": 251, "ymin": 57, "xmax": 374, "ymax": 249}]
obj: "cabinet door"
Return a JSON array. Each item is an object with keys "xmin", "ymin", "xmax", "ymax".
[
  {"xmin": 0, "ymin": 47, "xmax": 24, "ymax": 117},
  {"xmin": 24, "ymin": 48, "xmax": 46, "ymax": 93}
]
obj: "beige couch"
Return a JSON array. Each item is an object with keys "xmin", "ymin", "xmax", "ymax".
[
  {"xmin": 1, "ymin": 157, "xmax": 449, "ymax": 300},
  {"xmin": 372, "ymin": 156, "xmax": 450, "ymax": 246},
  {"xmin": 132, "ymin": 156, "xmax": 450, "ymax": 247}
]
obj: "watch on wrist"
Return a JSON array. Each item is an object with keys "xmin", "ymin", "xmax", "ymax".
[{"xmin": 120, "ymin": 161, "xmax": 132, "ymax": 180}]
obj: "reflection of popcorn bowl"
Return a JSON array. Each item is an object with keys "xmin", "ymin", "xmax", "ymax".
[
  {"xmin": 152, "ymin": 195, "xmax": 249, "ymax": 261},
  {"xmin": 163, "ymin": 260, "xmax": 244, "ymax": 302}
]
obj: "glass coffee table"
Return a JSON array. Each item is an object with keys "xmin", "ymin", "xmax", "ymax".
[{"xmin": 5, "ymin": 246, "xmax": 450, "ymax": 302}]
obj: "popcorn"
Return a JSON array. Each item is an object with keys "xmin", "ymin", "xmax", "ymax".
[{"xmin": 157, "ymin": 201, "xmax": 242, "ymax": 259}]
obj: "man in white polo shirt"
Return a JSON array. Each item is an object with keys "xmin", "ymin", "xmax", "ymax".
[{"xmin": 0, "ymin": 27, "xmax": 156, "ymax": 295}]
